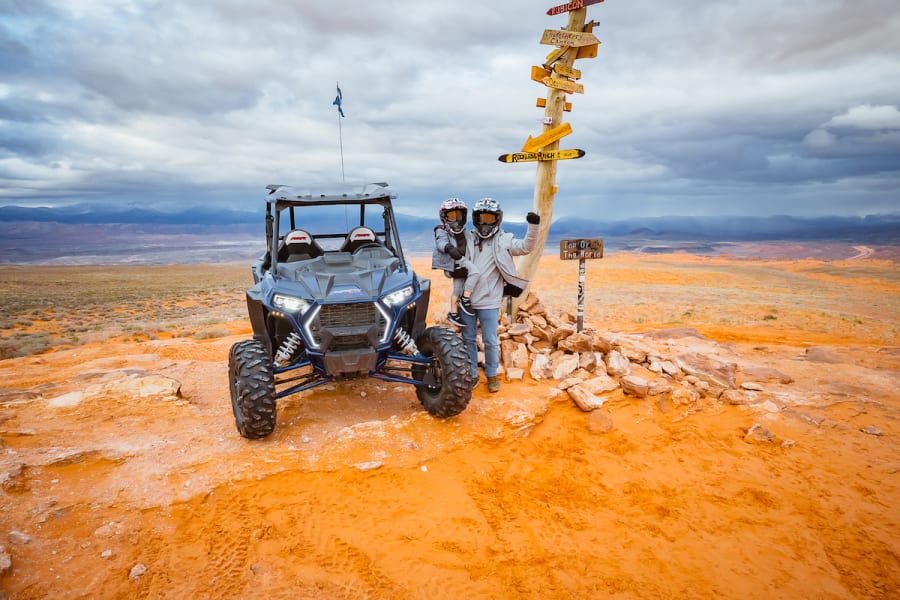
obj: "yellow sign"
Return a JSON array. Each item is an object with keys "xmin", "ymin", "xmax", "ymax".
[
  {"xmin": 542, "ymin": 76, "xmax": 584, "ymax": 94},
  {"xmin": 544, "ymin": 46, "xmax": 569, "ymax": 67},
  {"xmin": 498, "ymin": 149, "xmax": 585, "ymax": 163},
  {"xmin": 576, "ymin": 43, "xmax": 599, "ymax": 59},
  {"xmin": 540, "ymin": 29, "xmax": 600, "ymax": 48},
  {"xmin": 521, "ymin": 122, "xmax": 573, "ymax": 152},
  {"xmin": 553, "ymin": 64, "xmax": 581, "ymax": 80},
  {"xmin": 530, "ymin": 65, "xmax": 551, "ymax": 83}
]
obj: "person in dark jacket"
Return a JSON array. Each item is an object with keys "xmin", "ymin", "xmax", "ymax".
[{"xmin": 431, "ymin": 198, "xmax": 478, "ymax": 327}]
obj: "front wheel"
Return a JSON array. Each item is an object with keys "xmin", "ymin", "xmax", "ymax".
[
  {"xmin": 228, "ymin": 339, "xmax": 277, "ymax": 439},
  {"xmin": 411, "ymin": 326, "xmax": 472, "ymax": 418}
]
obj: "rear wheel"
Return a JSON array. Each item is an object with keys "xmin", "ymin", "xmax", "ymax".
[
  {"xmin": 229, "ymin": 339, "xmax": 277, "ymax": 439},
  {"xmin": 411, "ymin": 326, "xmax": 472, "ymax": 418}
]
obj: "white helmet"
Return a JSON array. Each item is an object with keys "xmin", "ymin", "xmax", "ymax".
[
  {"xmin": 439, "ymin": 197, "xmax": 467, "ymax": 234},
  {"xmin": 472, "ymin": 197, "xmax": 502, "ymax": 239}
]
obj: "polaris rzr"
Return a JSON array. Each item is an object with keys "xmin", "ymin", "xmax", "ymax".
[{"xmin": 228, "ymin": 183, "xmax": 472, "ymax": 439}]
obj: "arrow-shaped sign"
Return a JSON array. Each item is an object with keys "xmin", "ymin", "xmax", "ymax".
[
  {"xmin": 531, "ymin": 65, "xmax": 551, "ymax": 83},
  {"xmin": 544, "ymin": 45, "xmax": 569, "ymax": 68},
  {"xmin": 540, "ymin": 29, "xmax": 599, "ymax": 48},
  {"xmin": 547, "ymin": 0, "xmax": 605, "ymax": 17},
  {"xmin": 542, "ymin": 76, "xmax": 584, "ymax": 94},
  {"xmin": 521, "ymin": 122, "xmax": 573, "ymax": 152},
  {"xmin": 498, "ymin": 149, "xmax": 586, "ymax": 163},
  {"xmin": 553, "ymin": 63, "xmax": 581, "ymax": 80}
]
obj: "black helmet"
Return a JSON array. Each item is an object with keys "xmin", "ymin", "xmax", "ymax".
[
  {"xmin": 472, "ymin": 197, "xmax": 502, "ymax": 239},
  {"xmin": 439, "ymin": 198, "xmax": 467, "ymax": 234}
]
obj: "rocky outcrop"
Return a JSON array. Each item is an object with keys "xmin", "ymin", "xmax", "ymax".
[{"xmin": 495, "ymin": 291, "xmax": 795, "ymax": 415}]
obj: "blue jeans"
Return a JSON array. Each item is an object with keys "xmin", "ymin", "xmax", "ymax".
[{"xmin": 461, "ymin": 307, "xmax": 499, "ymax": 380}]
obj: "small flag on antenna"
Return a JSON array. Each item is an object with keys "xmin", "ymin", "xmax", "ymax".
[{"xmin": 333, "ymin": 84, "xmax": 345, "ymax": 118}]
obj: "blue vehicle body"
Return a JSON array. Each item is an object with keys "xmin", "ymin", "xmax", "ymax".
[{"xmin": 244, "ymin": 183, "xmax": 434, "ymax": 398}]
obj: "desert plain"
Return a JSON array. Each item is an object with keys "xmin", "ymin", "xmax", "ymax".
[{"xmin": 1, "ymin": 247, "xmax": 898, "ymax": 599}]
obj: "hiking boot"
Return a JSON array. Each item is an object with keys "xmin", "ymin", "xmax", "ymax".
[
  {"xmin": 447, "ymin": 312, "xmax": 465, "ymax": 327},
  {"xmin": 487, "ymin": 376, "xmax": 500, "ymax": 393},
  {"xmin": 457, "ymin": 296, "xmax": 475, "ymax": 316}
]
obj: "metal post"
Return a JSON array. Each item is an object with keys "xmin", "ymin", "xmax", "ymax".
[{"xmin": 577, "ymin": 257, "xmax": 585, "ymax": 332}]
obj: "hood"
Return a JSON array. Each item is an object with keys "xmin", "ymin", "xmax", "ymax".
[{"xmin": 276, "ymin": 252, "xmax": 409, "ymax": 302}]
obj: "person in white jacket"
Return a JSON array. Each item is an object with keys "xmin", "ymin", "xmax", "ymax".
[{"xmin": 460, "ymin": 197, "xmax": 540, "ymax": 392}]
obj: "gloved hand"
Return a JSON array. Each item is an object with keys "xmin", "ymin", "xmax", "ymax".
[
  {"xmin": 447, "ymin": 245, "xmax": 463, "ymax": 260},
  {"xmin": 526, "ymin": 212, "xmax": 540, "ymax": 225}
]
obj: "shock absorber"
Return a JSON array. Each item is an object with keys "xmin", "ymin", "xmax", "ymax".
[
  {"xmin": 273, "ymin": 331, "xmax": 303, "ymax": 366},
  {"xmin": 393, "ymin": 327, "xmax": 419, "ymax": 356}
]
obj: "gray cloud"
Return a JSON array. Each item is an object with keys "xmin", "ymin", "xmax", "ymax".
[{"xmin": 0, "ymin": 0, "xmax": 898, "ymax": 220}]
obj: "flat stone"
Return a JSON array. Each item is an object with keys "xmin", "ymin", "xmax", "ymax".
[
  {"xmin": 740, "ymin": 365, "xmax": 793, "ymax": 384},
  {"xmin": 805, "ymin": 347, "xmax": 842, "ymax": 364},
  {"xmin": 530, "ymin": 353, "xmax": 552, "ymax": 380},
  {"xmin": 580, "ymin": 374, "xmax": 620, "ymax": 395},
  {"xmin": 505, "ymin": 368, "xmax": 525, "ymax": 381},
  {"xmin": 620, "ymin": 375, "xmax": 650, "ymax": 398},
  {"xmin": 744, "ymin": 423, "xmax": 775, "ymax": 444},
  {"xmin": 551, "ymin": 354, "xmax": 580, "ymax": 380},
  {"xmin": 568, "ymin": 385, "xmax": 607, "ymax": 412},
  {"xmin": 559, "ymin": 332, "xmax": 594, "ymax": 353},
  {"xmin": 605, "ymin": 349, "xmax": 631, "ymax": 377},
  {"xmin": 675, "ymin": 353, "xmax": 737, "ymax": 389},
  {"xmin": 506, "ymin": 323, "xmax": 531, "ymax": 337}
]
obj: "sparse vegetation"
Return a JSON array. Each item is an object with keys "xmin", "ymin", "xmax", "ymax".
[{"xmin": 0, "ymin": 264, "xmax": 249, "ymax": 358}]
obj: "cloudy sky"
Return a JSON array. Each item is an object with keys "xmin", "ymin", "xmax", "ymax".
[{"xmin": 2, "ymin": 0, "xmax": 899, "ymax": 221}]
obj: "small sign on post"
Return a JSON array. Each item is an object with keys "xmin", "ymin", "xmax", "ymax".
[{"xmin": 560, "ymin": 238, "xmax": 604, "ymax": 332}]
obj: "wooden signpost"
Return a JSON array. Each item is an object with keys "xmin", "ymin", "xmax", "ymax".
[
  {"xmin": 498, "ymin": 149, "xmax": 585, "ymax": 163},
  {"xmin": 559, "ymin": 238, "xmax": 604, "ymax": 332},
  {"xmin": 504, "ymin": 1, "xmax": 607, "ymax": 312}
]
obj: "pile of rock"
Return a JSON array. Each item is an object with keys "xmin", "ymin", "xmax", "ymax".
[{"xmin": 485, "ymin": 292, "xmax": 789, "ymax": 414}]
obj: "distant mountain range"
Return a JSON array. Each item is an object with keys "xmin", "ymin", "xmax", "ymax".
[
  {"xmin": 1, "ymin": 204, "xmax": 898, "ymax": 264},
  {"xmin": 2, "ymin": 203, "xmax": 898, "ymax": 243}
]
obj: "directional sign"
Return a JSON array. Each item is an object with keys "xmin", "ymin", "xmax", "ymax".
[
  {"xmin": 542, "ymin": 76, "xmax": 584, "ymax": 94},
  {"xmin": 576, "ymin": 42, "xmax": 599, "ymax": 59},
  {"xmin": 522, "ymin": 122, "xmax": 573, "ymax": 152},
  {"xmin": 553, "ymin": 64, "xmax": 581, "ymax": 80},
  {"xmin": 537, "ymin": 97, "xmax": 572, "ymax": 112},
  {"xmin": 547, "ymin": 0, "xmax": 605, "ymax": 16},
  {"xmin": 544, "ymin": 46, "xmax": 569, "ymax": 68},
  {"xmin": 530, "ymin": 65, "xmax": 551, "ymax": 83},
  {"xmin": 498, "ymin": 149, "xmax": 585, "ymax": 163},
  {"xmin": 560, "ymin": 238, "xmax": 604, "ymax": 260},
  {"xmin": 540, "ymin": 29, "xmax": 599, "ymax": 48}
]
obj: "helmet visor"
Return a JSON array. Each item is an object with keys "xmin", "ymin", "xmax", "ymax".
[
  {"xmin": 443, "ymin": 209, "xmax": 465, "ymax": 222},
  {"xmin": 477, "ymin": 212, "xmax": 499, "ymax": 225}
]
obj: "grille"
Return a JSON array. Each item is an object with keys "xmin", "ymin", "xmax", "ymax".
[{"xmin": 310, "ymin": 302, "xmax": 387, "ymax": 350}]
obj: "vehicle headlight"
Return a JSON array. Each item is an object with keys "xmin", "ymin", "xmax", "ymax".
[
  {"xmin": 272, "ymin": 294, "xmax": 311, "ymax": 313},
  {"xmin": 383, "ymin": 285, "xmax": 414, "ymax": 307}
]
